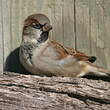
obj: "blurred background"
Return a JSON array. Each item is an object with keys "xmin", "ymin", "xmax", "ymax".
[{"xmin": 0, "ymin": 0, "xmax": 110, "ymax": 73}]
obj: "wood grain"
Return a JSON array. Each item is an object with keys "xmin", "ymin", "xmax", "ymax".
[
  {"xmin": 62, "ymin": 0, "xmax": 75, "ymax": 48},
  {"xmin": 75, "ymin": 0, "xmax": 110, "ymax": 69},
  {"xmin": 0, "ymin": 72, "xmax": 110, "ymax": 110},
  {"xmin": 1, "ymin": 0, "xmax": 11, "ymax": 67},
  {"xmin": 0, "ymin": 0, "xmax": 3, "ymax": 72},
  {"xmin": 0, "ymin": 0, "xmax": 110, "ymax": 72},
  {"xmin": 76, "ymin": 0, "xmax": 93, "ymax": 55}
]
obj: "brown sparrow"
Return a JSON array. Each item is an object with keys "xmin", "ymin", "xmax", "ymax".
[{"xmin": 19, "ymin": 14, "xmax": 110, "ymax": 77}]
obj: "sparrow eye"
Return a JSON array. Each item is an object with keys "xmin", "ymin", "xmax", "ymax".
[{"xmin": 32, "ymin": 23, "xmax": 42, "ymax": 29}]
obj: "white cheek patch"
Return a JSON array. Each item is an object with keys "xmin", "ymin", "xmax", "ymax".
[
  {"xmin": 32, "ymin": 29, "xmax": 42, "ymax": 37},
  {"xmin": 36, "ymin": 30, "xmax": 42, "ymax": 39},
  {"xmin": 30, "ymin": 30, "xmax": 42, "ymax": 43}
]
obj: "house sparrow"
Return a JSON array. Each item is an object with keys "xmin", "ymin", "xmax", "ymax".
[{"xmin": 19, "ymin": 14, "xmax": 110, "ymax": 77}]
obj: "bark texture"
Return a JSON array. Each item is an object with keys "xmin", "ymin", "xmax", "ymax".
[{"xmin": 0, "ymin": 72, "xmax": 110, "ymax": 110}]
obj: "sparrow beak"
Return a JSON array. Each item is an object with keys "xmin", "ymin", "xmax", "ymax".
[{"xmin": 42, "ymin": 23, "xmax": 52, "ymax": 32}]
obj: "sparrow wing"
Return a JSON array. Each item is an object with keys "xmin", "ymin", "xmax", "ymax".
[{"xmin": 50, "ymin": 41, "xmax": 96, "ymax": 63}]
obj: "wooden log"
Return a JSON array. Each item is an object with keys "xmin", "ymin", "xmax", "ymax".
[{"xmin": 0, "ymin": 72, "xmax": 110, "ymax": 110}]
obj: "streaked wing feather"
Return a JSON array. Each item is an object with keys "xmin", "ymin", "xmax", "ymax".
[{"xmin": 49, "ymin": 41, "xmax": 96, "ymax": 62}]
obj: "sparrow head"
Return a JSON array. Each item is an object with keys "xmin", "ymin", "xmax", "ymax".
[{"xmin": 22, "ymin": 14, "xmax": 52, "ymax": 43}]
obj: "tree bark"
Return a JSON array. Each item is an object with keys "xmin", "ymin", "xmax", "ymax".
[{"xmin": 0, "ymin": 72, "xmax": 110, "ymax": 110}]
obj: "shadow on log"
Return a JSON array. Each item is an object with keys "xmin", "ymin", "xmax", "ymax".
[{"xmin": 0, "ymin": 72, "xmax": 110, "ymax": 110}]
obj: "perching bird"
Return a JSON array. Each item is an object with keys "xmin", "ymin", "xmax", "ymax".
[{"xmin": 19, "ymin": 13, "xmax": 110, "ymax": 77}]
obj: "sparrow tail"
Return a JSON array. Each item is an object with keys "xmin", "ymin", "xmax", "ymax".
[{"xmin": 87, "ymin": 63, "xmax": 110, "ymax": 77}]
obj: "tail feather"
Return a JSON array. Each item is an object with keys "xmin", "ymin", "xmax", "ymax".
[{"xmin": 87, "ymin": 62, "xmax": 110, "ymax": 77}]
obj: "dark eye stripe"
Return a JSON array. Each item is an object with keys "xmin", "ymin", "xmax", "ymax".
[{"xmin": 32, "ymin": 23, "xmax": 43, "ymax": 29}]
